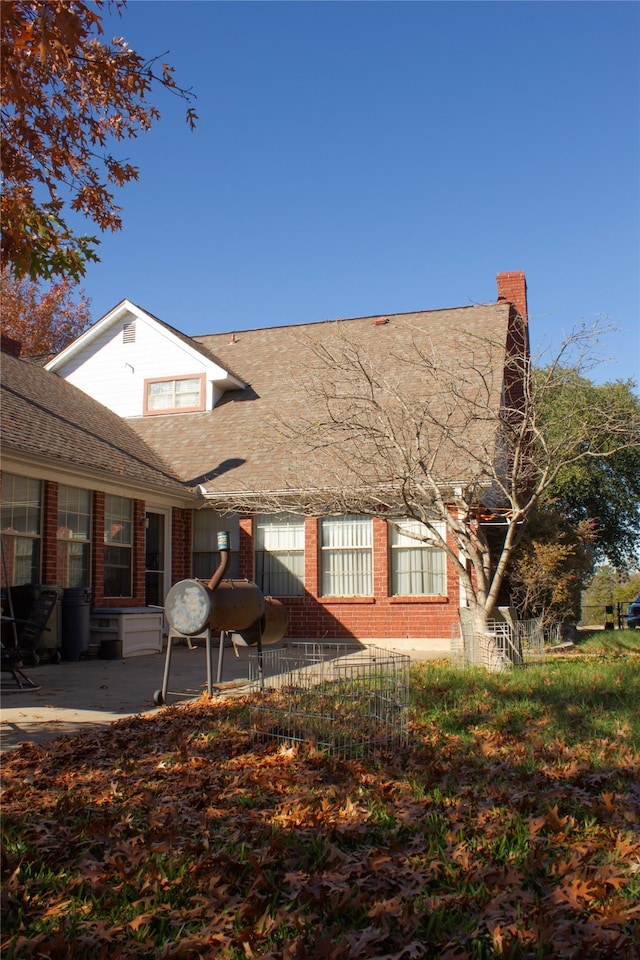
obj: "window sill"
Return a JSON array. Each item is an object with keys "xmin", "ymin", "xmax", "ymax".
[
  {"xmin": 390, "ymin": 595, "xmax": 449, "ymax": 604},
  {"xmin": 321, "ymin": 596, "xmax": 375, "ymax": 605},
  {"xmin": 143, "ymin": 406, "xmax": 206, "ymax": 417}
]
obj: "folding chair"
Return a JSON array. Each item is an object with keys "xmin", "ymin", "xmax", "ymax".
[{"xmin": 1, "ymin": 588, "xmax": 59, "ymax": 691}]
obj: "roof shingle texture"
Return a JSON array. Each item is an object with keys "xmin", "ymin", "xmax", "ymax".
[
  {"xmin": 1, "ymin": 351, "xmax": 187, "ymax": 495},
  {"xmin": 129, "ymin": 302, "xmax": 513, "ymax": 497}
]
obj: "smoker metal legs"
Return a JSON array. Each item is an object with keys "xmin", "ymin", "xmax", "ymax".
[{"xmin": 153, "ymin": 628, "xmax": 214, "ymax": 706}]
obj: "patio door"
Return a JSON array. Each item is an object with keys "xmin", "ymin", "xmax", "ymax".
[{"xmin": 145, "ymin": 509, "xmax": 169, "ymax": 606}]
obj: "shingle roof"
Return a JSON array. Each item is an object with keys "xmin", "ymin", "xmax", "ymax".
[
  {"xmin": 128, "ymin": 301, "xmax": 514, "ymax": 501},
  {"xmin": 127, "ymin": 302, "xmax": 247, "ymax": 386},
  {"xmin": 1, "ymin": 351, "xmax": 190, "ymax": 497}
]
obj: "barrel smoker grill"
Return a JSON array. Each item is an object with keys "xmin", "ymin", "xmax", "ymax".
[{"xmin": 153, "ymin": 532, "xmax": 288, "ymax": 705}]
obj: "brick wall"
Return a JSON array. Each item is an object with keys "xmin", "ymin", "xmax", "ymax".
[
  {"xmin": 171, "ymin": 507, "xmax": 192, "ymax": 583},
  {"xmin": 239, "ymin": 516, "xmax": 253, "ymax": 579},
  {"xmin": 130, "ymin": 498, "xmax": 146, "ymax": 605},
  {"xmin": 496, "ymin": 270, "xmax": 528, "ymax": 323},
  {"xmin": 91, "ymin": 491, "xmax": 146, "ymax": 607},
  {"xmin": 4, "ymin": 470, "xmax": 461, "ymax": 640},
  {"xmin": 238, "ymin": 515, "xmax": 460, "ymax": 642},
  {"xmin": 41, "ymin": 481, "xmax": 59, "ymax": 584},
  {"xmin": 91, "ymin": 492, "xmax": 105, "ymax": 603}
]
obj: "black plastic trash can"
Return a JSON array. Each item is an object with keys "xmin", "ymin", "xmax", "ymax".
[{"xmin": 61, "ymin": 588, "xmax": 92, "ymax": 661}]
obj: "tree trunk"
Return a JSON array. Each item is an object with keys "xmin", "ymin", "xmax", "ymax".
[{"xmin": 470, "ymin": 602, "xmax": 490, "ymax": 636}]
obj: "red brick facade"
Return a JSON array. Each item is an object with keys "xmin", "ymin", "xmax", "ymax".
[
  {"xmin": 236, "ymin": 515, "xmax": 460, "ymax": 641},
  {"xmin": 41, "ymin": 481, "xmax": 59, "ymax": 585},
  {"xmin": 171, "ymin": 507, "xmax": 193, "ymax": 584},
  {"xmin": 86, "ymin": 493, "xmax": 146, "ymax": 607},
  {"xmin": 496, "ymin": 271, "xmax": 528, "ymax": 324},
  {"xmin": 3, "ymin": 480, "xmax": 460, "ymax": 641}
]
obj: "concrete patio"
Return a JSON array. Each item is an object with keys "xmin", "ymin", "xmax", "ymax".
[
  {"xmin": 1, "ymin": 640, "xmax": 445, "ymax": 753},
  {"xmin": 0, "ymin": 639, "xmax": 255, "ymax": 753}
]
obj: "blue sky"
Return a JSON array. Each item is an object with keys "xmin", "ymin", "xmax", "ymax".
[{"xmin": 81, "ymin": 1, "xmax": 639, "ymax": 386}]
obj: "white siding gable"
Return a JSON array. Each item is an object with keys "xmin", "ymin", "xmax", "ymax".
[{"xmin": 45, "ymin": 302, "xmax": 242, "ymax": 418}]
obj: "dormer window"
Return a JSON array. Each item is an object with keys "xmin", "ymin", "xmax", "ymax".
[{"xmin": 144, "ymin": 374, "xmax": 206, "ymax": 415}]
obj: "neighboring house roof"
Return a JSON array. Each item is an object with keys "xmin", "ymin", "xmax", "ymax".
[
  {"xmin": 129, "ymin": 301, "xmax": 516, "ymax": 502},
  {"xmin": 1, "ymin": 350, "xmax": 192, "ymax": 501}
]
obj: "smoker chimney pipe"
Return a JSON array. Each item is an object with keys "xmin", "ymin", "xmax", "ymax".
[
  {"xmin": 157, "ymin": 529, "xmax": 288, "ymax": 704},
  {"xmin": 206, "ymin": 531, "xmax": 230, "ymax": 592}
]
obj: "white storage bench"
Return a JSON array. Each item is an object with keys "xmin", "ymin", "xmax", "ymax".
[{"xmin": 90, "ymin": 606, "xmax": 163, "ymax": 659}]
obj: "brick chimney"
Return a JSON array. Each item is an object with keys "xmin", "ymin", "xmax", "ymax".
[
  {"xmin": 496, "ymin": 271, "xmax": 528, "ymax": 324},
  {"xmin": 1, "ymin": 334, "xmax": 22, "ymax": 357}
]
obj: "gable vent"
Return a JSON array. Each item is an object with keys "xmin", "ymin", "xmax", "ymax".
[{"xmin": 123, "ymin": 321, "xmax": 136, "ymax": 343}]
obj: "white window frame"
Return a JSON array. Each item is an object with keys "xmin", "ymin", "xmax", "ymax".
[
  {"xmin": 103, "ymin": 495, "xmax": 133, "ymax": 597},
  {"xmin": 57, "ymin": 484, "xmax": 92, "ymax": 588},
  {"xmin": 320, "ymin": 515, "xmax": 372, "ymax": 597},
  {"xmin": 389, "ymin": 518, "xmax": 447, "ymax": 596},
  {"xmin": 0, "ymin": 473, "xmax": 42, "ymax": 585},
  {"xmin": 192, "ymin": 511, "xmax": 240, "ymax": 580},
  {"xmin": 144, "ymin": 373, "xmax": 206, "ymax": 415},
  {"xmin": 255, "ymin": 514, "xmax": 305, "ymax": 597}
]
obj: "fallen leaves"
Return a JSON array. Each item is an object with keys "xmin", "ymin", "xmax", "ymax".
[{"xmin": 1, "ymin": 673, "xmax": 639, "ymax": 959}]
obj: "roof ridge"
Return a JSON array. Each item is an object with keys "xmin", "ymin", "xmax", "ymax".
[{"xmin": 191, "ymin": 301, "xmax": 500, "ymax": 341}]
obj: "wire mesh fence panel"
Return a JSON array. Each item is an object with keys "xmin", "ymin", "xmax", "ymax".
[
  {"xmin": 486, "ymin": 620, "xmax": 524, "ymax": 667},
  {"xmin": 478, "ymin": 628, "xmax": 512, "ymax": 673},
  {"xmin": 248, "ymin": 643, "xmax": 410, "ymax": 759},
  {"xmin": 514, "ymin": 618, "xmax": 546, "ymax": 660},
  {"xmin": 456, "ymin": 615, "xmax": 548, "ymax": 669},
  {"xmin": 450, "ymin": 621, "xmax": 466, "ymax": 668}
]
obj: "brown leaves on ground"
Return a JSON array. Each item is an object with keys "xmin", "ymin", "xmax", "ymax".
[{"xmin": 1, "ymin": 693, "xmax": 639, "ymax": 959}]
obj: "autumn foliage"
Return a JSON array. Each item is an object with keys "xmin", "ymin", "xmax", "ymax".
[
  {"xmin": 0, "ymin": 268, "xmax": 91, "ymax": 355},
  {"xmin": 1, "ymin": 1, "xmax": 196, "ymax": 280},
  {"xmin": 2, "ymin": 655, "xmax": 639, "ymax": 959}
]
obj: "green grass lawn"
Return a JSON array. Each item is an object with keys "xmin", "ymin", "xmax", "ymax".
[{"xmin": 2, "ymin": 633, "xmax": 639, "ymax": 959}]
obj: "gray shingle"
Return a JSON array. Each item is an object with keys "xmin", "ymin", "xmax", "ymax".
[
  {"xmin": 129, "ymin": 302, "xmax": 514, "ymax": 499},
  {"xmin": 1, "ymin": 352, "xmax": 188, "ymax": 496}
]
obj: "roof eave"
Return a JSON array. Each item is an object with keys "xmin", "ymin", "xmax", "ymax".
[{"xmin": 1, "ymin": 447, "xmax": 198, "ymax": 506}]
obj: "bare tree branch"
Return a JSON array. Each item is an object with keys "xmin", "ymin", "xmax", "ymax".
[{"xmin": 210, "ymin": 317, "xmax": 639, "ymax": 632}]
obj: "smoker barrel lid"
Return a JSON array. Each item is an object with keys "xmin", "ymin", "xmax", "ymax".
[{"xmin": 165, "ymin": 579, "xmax": 211, "ymax": 636}]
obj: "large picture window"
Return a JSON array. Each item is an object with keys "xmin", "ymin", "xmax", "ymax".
[
  {"xmin": 104, "ymin": 495, "xmax": 132, "ymax": 597},
  {"xmin": 0, "ymin": 473, "xmax": 41, "ymax": 585},
  {"xmin": 255, "ymin": 514, "xmax": 304, "ymax": 597},
  {"xmin": 321, "ymin": 515, "xmax": 372, "ymax": 597},
  {"xmin": 144, "ymin": 374, "xmax": 205, "ymax": 415},
  {"xmin": 57, "ymin": 485, "xmax": 91, "ymax": 588},
  {"xmin": 192, "ymin": 511, "xmax": 239, "ymax": 580},
  {"xmin": 389, "ymin": 518, "xmax": 447, "ymax": 596}
]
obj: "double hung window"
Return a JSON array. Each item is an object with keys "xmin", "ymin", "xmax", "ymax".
[
  {"xmin": 255, "ymin": 514, "xmax": 304, "ymax": 597},
  {"xmin": 320, "ymin": 515, "xmax": 372, "ymax": 597},
  {"xmin": 144, "ymin": 374, "xmax": 205, "ymax": 415},
  {"xmin": 57, "ymin": 485, "xmax": 91, "ymax": 588},
  {"xmin": 389, "ymin": 518, "xmax": 447, "ymax": 596},
  {"xmin": 0, "ymin": 473, "xmax": 41, "ymax": 585},
  {"xmin": 104, "ymin": 495, "xmax": 132, "ymax": 597}
]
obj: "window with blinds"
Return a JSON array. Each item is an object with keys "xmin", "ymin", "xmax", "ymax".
[
  {"xmin": 57, "ymin": 485, "xmax": 91, "ymax": 588},
  {"xmin": 321, "ymin": 515, "xmax": 372, "ymax": 597},
  {"xmin": 192, "ymin": 511, "xmax": 240, "ymax": 580},
  {"xmin": 389, "ymin": 518, "xmax": 447, "ymax": 596},
  {"xmin": 0, "ymin": 473, "xmax": 42, "ymax": 585},
  {"xmin": 255, "ymin": 514, "xmax": 305, "ymax": 596}
]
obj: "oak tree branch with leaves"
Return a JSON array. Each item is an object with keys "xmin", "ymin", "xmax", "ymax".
[{"xmin": 1, "ymin": 0, "xmax": 196, "ymax": 281}]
